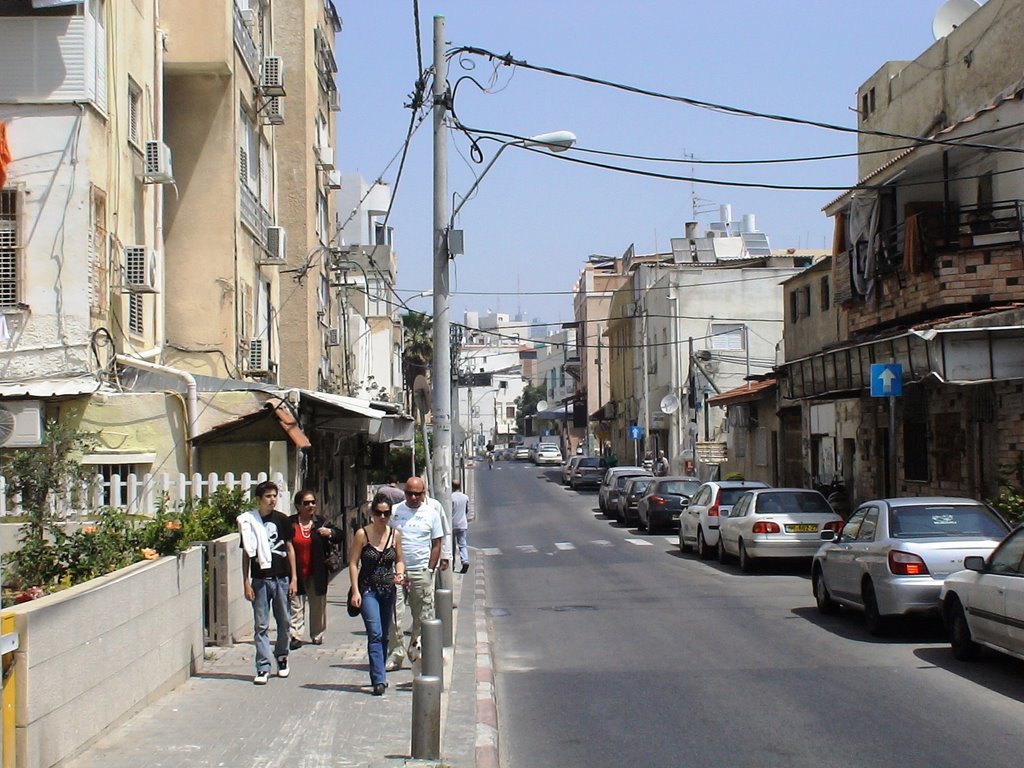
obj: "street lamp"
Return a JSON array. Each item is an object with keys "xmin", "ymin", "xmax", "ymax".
[{"xmin": 431, "ymin": 15, "xmax": 576, "ymax": 534}]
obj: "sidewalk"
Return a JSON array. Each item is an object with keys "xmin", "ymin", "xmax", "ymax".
[{"xmin": 62, "ymin": 552, "xmax": 484, "ymax": 768}]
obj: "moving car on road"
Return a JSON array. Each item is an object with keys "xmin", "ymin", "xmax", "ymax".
[
  {"xmin": 598, "ymin": 466, "xmax": 650, "ymax": 514},
  {"xmin": 637, "ymin": 477, "xmax": 701, "ymax": 533},
  {"xmin": 679, "ymin": 480, "xmax": 769, "ymax": 558},
  {"xmin": 569, "ymin": 457, "xmax": 605, "ymax": 491},
  {"xmin": 717, "ymin": 488, "xmax": 842, "ymax": 571},
  {"xmin": 534, "ymin": 444, "xmax": 563, "ymax": 466},
  {"xmin": 513, "ymin": 445, "xmax": 531, "ymax": 461},
  {"xmin": 812, "ymin": 497, "xmax": 1010, "ymax": 635},
  {"xmin": 941, "ymin": 524, "xmax": 1024, "ymax": 662}
]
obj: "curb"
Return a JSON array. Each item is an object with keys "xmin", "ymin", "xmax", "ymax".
[{"xmin": 474, "ymin": 560, "xmax": 499, "ymax": 768}]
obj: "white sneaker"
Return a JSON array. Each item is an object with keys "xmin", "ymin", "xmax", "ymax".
[
  {"xmin": 408, "ymin": 642, "xmax": 421, "ymax": 662},
  {"xmin": 254, "ymin": 670, "xmax": 270, "ymax": 685},
  {"xmin": 385, "ymin": 658, "xmax": 402, "ymax": 672},
  {"xmin": 276, "ymin": 656, "xmax": 290, "ymax": 678}
]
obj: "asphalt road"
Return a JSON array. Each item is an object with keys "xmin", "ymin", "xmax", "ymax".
[{"xmin": 474, "ymin": 460, "xmax": 1024, "ymax": 768}]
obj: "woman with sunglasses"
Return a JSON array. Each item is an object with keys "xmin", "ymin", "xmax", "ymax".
[
  {"xmin": 347, "ymin": 492, "xmax": 406, "ymax": 695},
  {"xmin": 288, "ymin": 490, "xmax": 342, "ymax": 649}
]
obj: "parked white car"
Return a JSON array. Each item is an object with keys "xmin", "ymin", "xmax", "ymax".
[
  {"xmin": 718, "ymin": 488, "xmax": 843, "ymax": 571},
  {"xmin": 534, "ymin": 444, "xmax": 563, "ymax": 465},
  {"xmin": 679, "ymin": 480, "xmax": 769, "ymax": 559},
  {"xmin": 941, "ymin": 525, "xmax": 1024, "ymax": 661}
]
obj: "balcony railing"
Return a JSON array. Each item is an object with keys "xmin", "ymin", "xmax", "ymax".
[
  {"xmin": 240, "ymin": 184, "xmax": 271, "ymax": 243},
  {"xmin": 232, "ymin": 3, "xmax": 260, "ymax": 81}
]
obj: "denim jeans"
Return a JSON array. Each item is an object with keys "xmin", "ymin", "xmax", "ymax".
[
  {"xmin": 252, "ymin": 576, "xmax": 291, "ymax": 673},
  {"xmin": 387, "ymin": 567, "xmax": 434, "ymax": 665},
  {"xmin": 360, "ymin": 587, "xmax": 395, "ymax": 685},
  {"xmin": 454, "ymin": 529, "xmax": 469, "ymax": 566}
]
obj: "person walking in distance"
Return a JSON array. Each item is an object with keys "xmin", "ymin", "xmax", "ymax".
[
  {"xmin": 237, "ymin": 481, "xmax": 297, "ymax": 685},
  {"xmin": 385, "ymin": 476, "xmax": 444, "ymax": 671},
  {"xmin": 288, "ymin": 490, "xmax": 342, "ymax": 649},
  {"xmin": 655, "ymin": 450, "xmax": 670, "ymax": 477},
  {"xmin": 451, "ymin": 480, "xmax": 471, "ymax": 574},
  {"xmin": 348, "ymin": 493, "xmax": 406, "ymax": 695}
]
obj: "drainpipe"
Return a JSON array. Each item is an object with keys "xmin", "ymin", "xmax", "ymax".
[{"xmin": 115, "ymin": 355, "xmax": 198, "ymax": 471}]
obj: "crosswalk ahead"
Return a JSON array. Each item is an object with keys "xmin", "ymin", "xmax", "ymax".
[{"xmin": 479, "ymin": 537, "xmax": 661, "ymax": 557}]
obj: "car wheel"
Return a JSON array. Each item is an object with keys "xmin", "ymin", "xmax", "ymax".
[
  {"xmin": 862, "ymin": 581, "xmax": 887, "ymax": 636},
  {"xmin": 738, "ymin": 540, "xmax": 755, "ymax": 573},
  {"xmin": 717, "ymin": 538, "xmax": 730, "ymax": 564},
  {"xmin": 947, "ymin": 597, "xmax": 980, "ymax": 661},
  {"xmin": 697, "ymin": 528, "xmax": 711, "ymax": 560},
  {"xmin": 813, "ymin": 569, "xmax": 839, "ymax": 615}
]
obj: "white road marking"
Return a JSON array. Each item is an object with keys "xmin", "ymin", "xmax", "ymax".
[
  {"xmin": 624, "ymin": 538, "xmax": 653, "ymax": 546},
  {"xmin": 481, "ymin": 547, "xmax": 502, "ymax": 556},
  {"xmin": 591, "ymin": 540, "xmax": 613, "ymax": 547},
  {"xmin": 554, "ymin": 542, "xmax": 576, "ymax": 550},
  {"xmin": 516, "ymin": 545, "xmax": 538, "ymax": 553}
]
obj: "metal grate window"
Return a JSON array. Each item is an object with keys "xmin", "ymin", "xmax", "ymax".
[
  {"xmin": 128, "ymin": 293, "xmax": 143, "ymax": 335},
  {"xmin": 0, "ymin": 190, "xmax": 18, "ymax": 307},
  {"xmin": 128, "ymin": 79, "xmax": 141, "ymax": 147}
]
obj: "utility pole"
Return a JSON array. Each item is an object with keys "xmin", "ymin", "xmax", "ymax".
[{"xmin": 431, "ymin": 15, "xmax": 452, "ymax": 528}]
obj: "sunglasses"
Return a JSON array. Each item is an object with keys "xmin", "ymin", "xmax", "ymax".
[
  {"xmin": 405, "ymin": 490, "xmax": 424, "ymax": 497},
  {"xmin": 373, "ymin": 509, "xmax": 392, "ymax": 517},
  {"xmin": 300, "ymin": 500, "xmax": 317, "ymax": 506}
]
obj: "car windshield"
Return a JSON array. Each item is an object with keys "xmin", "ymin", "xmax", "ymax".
[
  {"xmin": 616, "ymin": 474, "xmax": 645, "ymax": 489},
  {"xmin": 755, "ymin": 491, "xmax": 831, "ymax": 515},
  {"xmin": 718, "ymin": 487, "xmax": 758, "ymax": 505},
  {"xmin": 889, "ymin": 503, "xmax": 1009, "ymax": 539},
  {"xmin": 578, "ymin": 458, "xmax": 601, "ymax": 468},
  {"xmin": 660, "ymin": 481, "xmax": 701, "ymax": 496}
]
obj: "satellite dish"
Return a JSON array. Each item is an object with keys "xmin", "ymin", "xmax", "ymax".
[
  {"xmin": 535, "ymin": 400, "xmax": 549, "ymax": 413},
  {"xmin": 932, "ymin": 0, "xmax": 980, "ymax": 40},
  {"xmin": 660, "ymin": 394, "xmax": 681, "ymax": 414}
]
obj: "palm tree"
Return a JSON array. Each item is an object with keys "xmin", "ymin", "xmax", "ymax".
[{"xmin": 402, "ymin": 311, "xmax": 433, "ymax": 417}]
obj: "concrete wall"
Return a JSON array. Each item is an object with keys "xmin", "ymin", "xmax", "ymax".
[
  {"xmin": 205, "ymin": 533, "xmax": 251, "ymax": 646},
  {"xmin": 7, "ymin": 547, "xmax": 203, "ymax": 768}
]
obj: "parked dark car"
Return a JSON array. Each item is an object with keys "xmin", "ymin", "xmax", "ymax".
[
  {"xmin": 637, "ymin": 477, "xmax": 702, "ymax": 533},
  {"xmin": 617, "ymin": 476, "xmax": 655, "ymax": 525},
  {"xmin": 569, "ymin": 456, "xmax": 605, "ymax": 490}
]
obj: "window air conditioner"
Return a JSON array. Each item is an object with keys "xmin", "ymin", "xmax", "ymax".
[
  {"xmin": 124, "ymin": 246, "xmax": 158, "ymax": 293},
  {"xmin": 260, "ymin": 56, "xmax": 285, "ymax": 97},
  {"xmin": 263, "ymin": 97, "xmax": 284, "ymax": 126},
  {"xmin": 142, "ymin": 140, "xmax": 174, "ymax": 184},
  {"xmin": 247, "ymin": 338, "xmax": 267, "ymax": 373},
  {"xmin": 0, "ymin": 401, "xmax": 43, "ymax": 447},
  {"xmin": 260, "ymin": 226, "xmax": 287, "ymax": 265},
  {"xmin": 315, "ymin": 144, "xmax": 335, "ymax": 170},
  {"xmin": 326, "ymin": 328, "xmax": 340, "ymax": 347},
  {"xmin": 325, "ymin": 170, "xmax": 342, "ymax": 190}
]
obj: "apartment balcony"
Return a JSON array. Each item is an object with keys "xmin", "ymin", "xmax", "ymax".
[
  {"xmin": 240, "ymin": 185, "xmax": 271, "ymax": 244},
  {"xmin": 0, "ymin": 15, "xmax": 106, "ymax": 106},
  {"xmin": 163, "ymin": 1, "xmax": 251, "ymax": 78}
]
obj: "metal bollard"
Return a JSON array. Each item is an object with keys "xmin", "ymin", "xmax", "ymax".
[
  {"xmin": 435, "ymin": 587, "xmax": 453, "ymax": 648},
  {"xmin": 411, "ymin": 674, "xmax": 442, "ymax": 759},
  {"xmin": 421, "ymin": 618, "xmax": 444, "ymax": 686}
]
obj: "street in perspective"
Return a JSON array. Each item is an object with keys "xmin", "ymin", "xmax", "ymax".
[{"xmin": 2, "ymin": 1, "xmax": 1024, "ymax": 767}]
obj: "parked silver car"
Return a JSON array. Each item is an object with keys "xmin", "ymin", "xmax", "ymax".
[
  {"xmin": 679, "ymin": 480, "xmax": 769, "ymax": 559},
  {"xmin": 812, "ymin": 497, "xmax": 1010, "ymax": 635},
  {"xmin": 941, "ymin": 525, "xmax": 1024, "ymax": 662},
  {"xmin": 598, "ymin": 466, "xmax": 650, "ymax": 514}
]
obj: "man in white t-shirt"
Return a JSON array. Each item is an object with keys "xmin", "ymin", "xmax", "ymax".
[{"xmin": 385, "ymin": 475, "xmax": 444, "ymax": 671}]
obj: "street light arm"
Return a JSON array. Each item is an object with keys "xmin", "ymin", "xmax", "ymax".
[{"xmin": 449, "ymin": 140, "xmax": 517, "ymax": 225}]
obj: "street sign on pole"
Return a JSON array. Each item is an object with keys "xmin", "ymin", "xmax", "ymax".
[
  {"xmin": 629, "ymin": 425, "xmax": 644, "ymax": 441},
  {"xmin": 870, "ymin": 363, "xmax": 903, "ymax": 397}
]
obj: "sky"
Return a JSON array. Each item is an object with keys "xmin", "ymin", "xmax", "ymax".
[{"xmin": 336, "ymin": 1, "xmax": 973, "ymax": 327}]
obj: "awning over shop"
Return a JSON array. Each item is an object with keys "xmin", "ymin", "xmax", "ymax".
[
  {"xmin": 778, "ymin": 307, "xmax": 1024, "ymax": 400},
  {"xmin": 298, "ymin": 390, "xmax": 414, "ymax": 443},
  {"xmin": 535, "ymin": 404, "xmax": 573, "ymax": 420},
  {"xmin": 190, "ymin": 399, "xmax": 311, "ymax": 448},
  {"xmin": 709, "ymin": 378, "xmax": 777, "ymax": 407},
  {"xmin": 0, "ymin": 375, "xmax": 113, "ymax": 398}
]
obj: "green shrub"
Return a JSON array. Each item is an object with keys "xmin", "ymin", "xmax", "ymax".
[{"xmin": 990, "ymin": 455, "xmax": 1024, "ymax": 527}]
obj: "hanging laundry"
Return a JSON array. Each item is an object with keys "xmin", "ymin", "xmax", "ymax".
[{"xmin": 0, "ymin": 122, "xmax": 11, "ymax": 190}]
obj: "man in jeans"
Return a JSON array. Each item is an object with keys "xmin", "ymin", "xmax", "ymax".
[
  {"xmin": 451, "ymin": 479, "xmax": 470, "ymax": 574},
  {"xmin": 385, "ymin": 476, "xmax": 445, "ymax": 671},
  {"xmin": 238, "ymin": 480, "xmax": 297, "ymax": 684}
]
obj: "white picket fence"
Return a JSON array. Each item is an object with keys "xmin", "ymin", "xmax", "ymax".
[{"xmin": 0, "ymin": 471, "xmax": 290, "ymax": 518}]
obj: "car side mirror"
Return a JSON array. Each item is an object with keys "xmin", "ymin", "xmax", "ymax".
[
  {"xmin": 820, "ymin": 530, "xmax": 836, "ymax": 542},
  {"xmin": 963, "ymin": 555, "xmax": 986, "ymax": 572}
]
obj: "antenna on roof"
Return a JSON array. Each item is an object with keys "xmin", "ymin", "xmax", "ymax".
[{"xmin": 932, "ymin": 0, "xmax": 980, "ymax": 40}]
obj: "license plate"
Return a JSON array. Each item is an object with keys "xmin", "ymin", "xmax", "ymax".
[{"xmin": 785, "ymin": 524, "xmax": 818, "ymax": 533}]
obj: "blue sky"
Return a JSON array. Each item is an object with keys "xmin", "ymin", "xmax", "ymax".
[{"xmin": 336, "ymin": 1, "xmax": 968, "ymax": 325}]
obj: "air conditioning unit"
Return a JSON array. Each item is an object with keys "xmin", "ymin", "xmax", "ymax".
[
  {"xmin": 263, "ymin": 96, "xmax": 284, "ymax": 126},
  {"xmin": 124, "ymin": 246, "xmax": 158, "ymax": 293},
  {"xmin": 247, "ymin": 338, "xmax": 267, "ymax": 373},
  {"xmin": 0, "ymin": 401, "xmax": 43, "ymax": 447},
  {"xmin": 260, "ymin": 55, "xmax": 285, "ymax": 97},
  {"xmin": 326, "ymin": 328, "xmax": 340, "ymax": 347},
  {"xmin": 315, "ymin": 144, "xmax": 334, "ymax": 170},
  {"xmin": 259, "ymin": 226, "xmax": 286, "ymax": 265},
  {"xmin": 325, "ymin": 170, "xmax": 342, "ymax": 190},
  {"xmin": 142, "ymin": 140, "xmax": 174, "ymax": 184}
]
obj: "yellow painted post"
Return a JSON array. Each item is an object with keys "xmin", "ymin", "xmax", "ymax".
[{"xmin": 1, "ymin": 613, "xmax": 14, "ymax": 768}]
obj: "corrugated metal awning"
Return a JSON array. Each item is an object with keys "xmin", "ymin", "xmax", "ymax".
[{"xmin": 0, "ymin": 376, "xmax": 111, "ymax": 398}]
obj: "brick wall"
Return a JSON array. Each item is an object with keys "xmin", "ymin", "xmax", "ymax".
[{"xmin": 845, "ymin": 247, "xmax": 1024, "ymax": 334}]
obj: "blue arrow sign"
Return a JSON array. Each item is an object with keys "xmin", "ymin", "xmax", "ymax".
[
  {"xmin": 870, "ymin": 363, "xmax": 903, "ymax": 397},
  {"xmin": 629, "ymin": 425, "xmax": 644, "ymax": 441}
]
